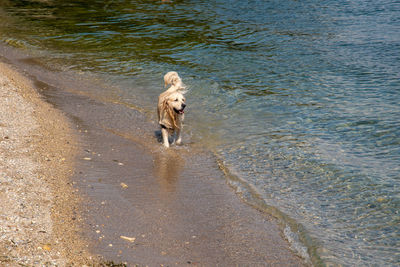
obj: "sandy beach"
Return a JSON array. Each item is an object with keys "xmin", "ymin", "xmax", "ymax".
[
  {"xmin": 1, "ymin": 0, "xmax": 398, "ymax": 265},
  {"xmin": 0, "ymin": 61, "xmax": 97, "ymax": 266},
  {"xmin": 0, "ymin": 44, "xmax": 307, "ymax": 266}
]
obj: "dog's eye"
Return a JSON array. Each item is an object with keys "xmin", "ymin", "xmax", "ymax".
[{"xmin": 174, "ymin": 99, "xmax": 178, "ymax": 101}]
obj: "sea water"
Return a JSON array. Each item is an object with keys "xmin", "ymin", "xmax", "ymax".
[{"xmin": 0, "ymin": 0, "xmax": 399, "ymax": 265}]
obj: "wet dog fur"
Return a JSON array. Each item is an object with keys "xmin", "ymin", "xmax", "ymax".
[{"xmin": 157, "ymin": 71, "xmax": 186, "ymax": 147}]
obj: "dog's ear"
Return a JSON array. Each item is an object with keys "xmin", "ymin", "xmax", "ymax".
[
  {"xmin": 160, "ymin": 97, "xmax": 171, "ymax": 119},
  {"xmin": 162, "ymin": 97, "xmax": 179, "ymax": 129},
  {"xmin": 161, "ymin": 97, "xmax": 169, "ymax": 111},
  {"xmin": 159, "ymin": 98, "xmax": 170, "ymax": 127}
]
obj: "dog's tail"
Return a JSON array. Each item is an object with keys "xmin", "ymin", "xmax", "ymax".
[
  {"xmin": 164, "ymin": 71, "xmax": 183, "ymax": 87},
  {"xmin": 164, "ymin": 71, "xmax": 187, "ymax": 94}
]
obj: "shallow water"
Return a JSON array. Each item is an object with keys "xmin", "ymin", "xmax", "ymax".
[{"xmin": 1, "ymin": 0, "xmax": 399, "ymax": 265}]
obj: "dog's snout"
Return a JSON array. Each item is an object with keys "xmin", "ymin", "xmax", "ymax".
[{"xmin": 182, "ymin": 103, "xmax": 186, "ymax": 108}]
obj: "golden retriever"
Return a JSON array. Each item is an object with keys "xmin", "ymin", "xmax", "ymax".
[{"xmin": 157, "ymin": 71, "xmax": 186, "ymax": 147}]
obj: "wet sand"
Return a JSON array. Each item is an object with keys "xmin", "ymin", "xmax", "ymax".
[{"xmin": 1, "ymin": 44, "xmax": 306, "ymax": 266}]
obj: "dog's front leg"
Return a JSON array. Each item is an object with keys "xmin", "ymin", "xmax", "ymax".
[
  {"xmin": 161, "ymin": 127, "xmax": 170, "ymax": 147},
  {"xmin": 175, "ymin": 127, "xmax": 182, "ymax": 145}
]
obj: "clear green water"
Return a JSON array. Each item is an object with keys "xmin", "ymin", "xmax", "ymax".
[{"xmin": 1, "ymin": 0, "xmax": 399, "ymax": 265}]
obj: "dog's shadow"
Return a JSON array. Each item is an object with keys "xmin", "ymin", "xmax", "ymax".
[
  {"xmin": 154, "ymin": 130, "xmax": 163, "ymax": 143},
  {"xmin": 154, "ymin": 130, "xmax": 176, "ymax": 145}
]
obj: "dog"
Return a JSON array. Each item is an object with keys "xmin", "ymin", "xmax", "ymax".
[{"xmin": 157, "ymin": 71, "xmax": 187, "ymax": 147}]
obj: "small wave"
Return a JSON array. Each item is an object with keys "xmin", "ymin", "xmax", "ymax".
[
  {"xmin": 215, "ymin": 157, "xmax": 322, "ymax": 266},
  {"xmin": 284, "ymin": 225, "xmax": 311, "ymax": 263}
]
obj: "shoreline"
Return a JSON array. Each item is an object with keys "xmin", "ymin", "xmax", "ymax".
[
  {"xmin": 0, "ymin": 61, "xmax": 96, "ymax": 265},
  {"xmin": 0, "ymin": 44, "xmax": 307, "ymax": 266}
]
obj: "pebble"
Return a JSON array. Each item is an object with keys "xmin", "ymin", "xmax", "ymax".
[
  {"xmin": 376, "ymin": 197, "xmax": 386, "ymax": 203},
  {"xmin": 120, "ymin": 236, "xmax": 136, "ymax": 243}
]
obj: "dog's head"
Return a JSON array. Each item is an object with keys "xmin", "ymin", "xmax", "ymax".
[{"xmin": 165, "ymin": 92, "xmax": 186, "ymax": 114}]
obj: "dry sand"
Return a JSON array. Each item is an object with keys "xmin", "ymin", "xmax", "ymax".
[{"xmin": 0, "ymin": 61, "xmax": 96, "ymax": 266}]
